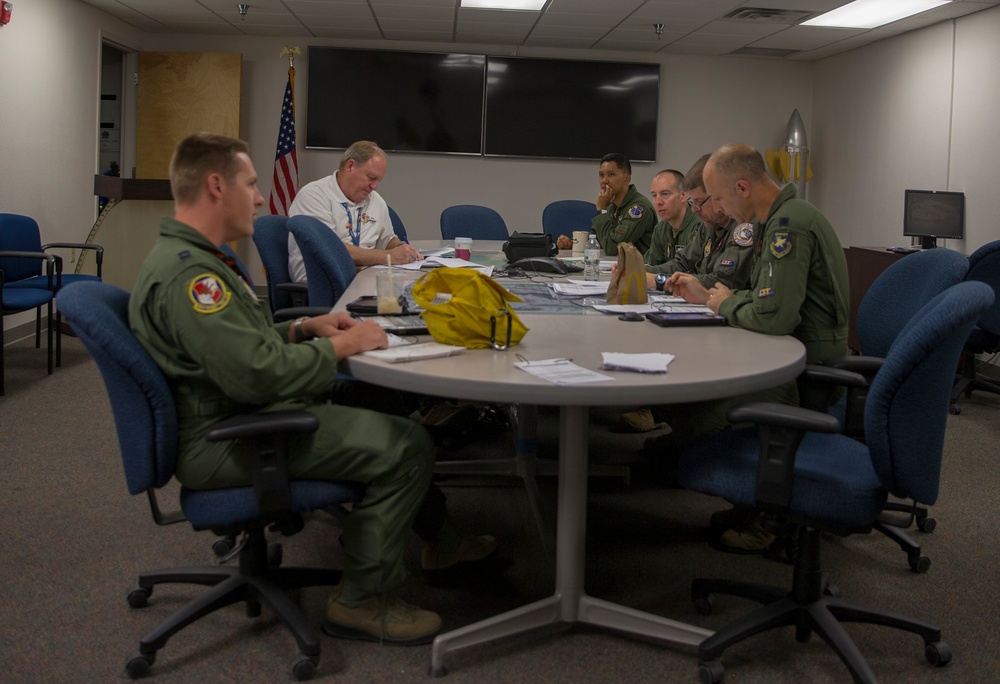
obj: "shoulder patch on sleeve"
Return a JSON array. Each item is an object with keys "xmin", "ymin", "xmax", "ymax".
[
  {"xmin": 628, "ymin": 203, "xmax": 644, "ymax": 219},
  {"xmin": 188, "ymin": 274, "xmax": 232, "ymax": 314},
  {"xmin": 769, "ymin": 231, "xmax": 792, "ymax": 259}
]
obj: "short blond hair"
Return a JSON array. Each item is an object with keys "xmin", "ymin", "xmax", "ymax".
[{"xmin": 339, "ymin": 140, "xmax": 387, "ymax": 171}]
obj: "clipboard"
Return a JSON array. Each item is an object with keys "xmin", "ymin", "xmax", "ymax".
[{"xmin": 645, "ymin": 311, "xmax": 727, "ymax": 327}]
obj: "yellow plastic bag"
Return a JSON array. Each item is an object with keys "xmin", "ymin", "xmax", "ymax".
[{"xmin": 411, "ymin": 268, "xmax": 528, "ymax": 349}]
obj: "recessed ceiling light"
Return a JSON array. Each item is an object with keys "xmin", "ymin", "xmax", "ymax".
[
  {"xmin": 461, "ymin": 0, "xmax": 547, "ymax": 10},
  {"xmin": 802, "ymin": 0, "xmax": 951, "ymax": 29}
]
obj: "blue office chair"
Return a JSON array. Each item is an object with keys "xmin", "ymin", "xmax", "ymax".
[
  {"xmin": 440, "ymin": 204, "xmax": 510, "ymax": 241},
  {"xmin": 387, "ymin": 205, "xmax": 408, "ymax": 243},
  {"xmin": 251, "ymin": 214, "xmax": 310, "ymax": 314},
  {"xmin": 1, "ymin": 212, "xmax": 104, "ymax": 379},
  {"xmin": 57, "ymin": 281, "xmax": 363, "ymax": 681},
  {"xmin": 287, "ymin": 214, "xmax": 357, "ymax": 308},
  {"xmin": 951, "ymin": 239, "xmax": 1000, "ymax": 412},
  {"xmin": 824, "ymin": 247, "xmax": 968, "ymax": 571},
  {"xmin": 677, "ymin": 281, "xmax": 993, "ymax": 683},
  {"xmin": 541, "ymin": 199, "xmax": 597, "ymax": 241},
  {"xmin": 1, "ymin": 249, "xmax": 56, "ymax": 395}
]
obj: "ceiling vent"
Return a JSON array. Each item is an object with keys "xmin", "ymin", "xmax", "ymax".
[
  {"xmin": 729, "ymin": 47, "xmax": 802, "ymax": 58},
  {"xmin": 723, "ymin": 7, "xmax": 815, "ymax": 23}
]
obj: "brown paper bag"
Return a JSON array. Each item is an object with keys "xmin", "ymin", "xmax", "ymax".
[{"xmin": 606, "ymin": 242, "xmax": 648, "ymax": 305}]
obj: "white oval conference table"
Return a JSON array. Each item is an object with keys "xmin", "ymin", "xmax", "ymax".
[{"xmin": 332, "ymin": 241, "xmax": 806, "ymax": 676}]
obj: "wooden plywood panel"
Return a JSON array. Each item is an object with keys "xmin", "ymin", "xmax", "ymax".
[{"xmin": 136, "ymin": 52, "xmax": 242, "ymax": 179}]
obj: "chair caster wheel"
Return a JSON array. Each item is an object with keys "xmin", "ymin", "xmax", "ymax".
[
  {"xmin": 948, "ymin": 404, "xmax": 960, "ymax": 415},
  {"xmin": 795, "ymin": 625, "xmax": 812, "ymax": 643},
  {"xmin": 909, "ymin": 554, "xmax": 931, "ymax": 573},
  {"xmin": 127, "ymin": 588, "xmax": 151, "ymax": 608},
  {"xmin": 246, "ymin": 600, "xmax": 262, "ymax": 618},
  {"xmin": 925, "ymin": 640, "xmax": 952, "ymax": 666},
  {"xmin": 212, "ymin": 535, "xmax": 236, "ymax": 558},
  {"xmin": 917, "ymin": 517, "xmax": 936, "ymax": 533},
  {"xmin": 125, "ymin": 652, "xmax": 154, "ymax": 679},
  {"xmin": 268, "ymin": 542, "xmax": 284, "ymax": 567},
  {"xmin": 292, "ymin": 654, "xmax": 317, "ymax": 681},
  {"xmin": 698, "ymin": 659, "xmax": 725, "ymax": 684},
  {"xmin": 693, "ymin": 594, "xmax": 715, "ymax": 616},
  {"xmin": 824, "ymin": 583, "xmax": 842, "ymax": 598},
  {"xmin": 429, "ymin": 665, "xmax": 448, "ymax": 678}
]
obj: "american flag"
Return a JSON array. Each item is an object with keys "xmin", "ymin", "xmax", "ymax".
[{"xmin": 268, "ymin": 68, "xmax": 298, "ymax": 215}]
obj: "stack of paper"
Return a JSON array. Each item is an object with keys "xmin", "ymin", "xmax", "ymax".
[
  {"xmin": 362, "ymin": 342, "xmax": 465, "ymax": 363},
  {"xmin": 548, "ymin": 281, "xmax": 609, "ymax": 297},
  {"xmin": 600, "ymin": 352, "xmax": 675, "ymax": 373}
]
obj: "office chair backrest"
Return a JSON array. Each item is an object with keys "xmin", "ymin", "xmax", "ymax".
[
  {"xmin": 541, "ymin": 200, "xmax": 597, "ymax": 240},
  {"xmin": 251, "ymin": 215, "xmax": 294, "ymax": 311},
  {"xmin": 58, "ymin": 281, "xmax": 177, "ymax": 495},
  {"xmin": 0, "ymin": 213, "xmax": 45, "ymax": 281},
  {"xmin": 965, "ymin": 240, "xmax": 1000, "ymax": 336},
  {"xmin": 287, "ymin": 214, "xmax": 356, "ymax": 308},
  {"xmin": 857, "ymin": 248, "xmax": 969, "ymax": 357},
  {"xmin": 387, "ymin": 205, "xmax": 408, "ymax": 243},
  {"xmin": 865, "ymin": 281, "xmax": 993, "ymax": 505},
  {"xmin": 440, "ymin": 204, "xmax": 510, "ymax": 241}
]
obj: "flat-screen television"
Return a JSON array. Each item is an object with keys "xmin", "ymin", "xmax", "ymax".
[
  {"xmin": 305, "ymin": 47, "xmax": 485, "ymax": 155},
  {"xmin": 903, "ymin": 189, "xmax": 965, "ymax": 249},
  {"xmin": 484, "ymin": 56, "xmax": 659, "ymax": 161}
]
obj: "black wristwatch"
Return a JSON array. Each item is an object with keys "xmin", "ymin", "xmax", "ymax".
[{"xmin": 654, "ymin": 273, "xmax": 668, "ymax": 291}]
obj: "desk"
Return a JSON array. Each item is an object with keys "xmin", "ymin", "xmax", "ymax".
[
  {"xmin": 335, "ymin": 242, "xmax": 806, "ymax": 675},
  {"xmin": 845, "ymin": 246, "xmax": 908, "ymax": 351}
]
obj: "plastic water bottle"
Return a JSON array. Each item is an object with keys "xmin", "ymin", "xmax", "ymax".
[{"xmin": 584, "ymin": 233, "xmax": 601, "ymax": 281}]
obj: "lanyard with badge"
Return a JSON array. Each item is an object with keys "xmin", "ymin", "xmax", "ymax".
[{"xmin": 341, "ymin": 202, "xmax": 364, "ymax": 246}]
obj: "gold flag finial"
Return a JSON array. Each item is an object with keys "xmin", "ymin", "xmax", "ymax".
[{"xmin": 280, "ymin": 45, "xmax": 301, "ymax": 69}]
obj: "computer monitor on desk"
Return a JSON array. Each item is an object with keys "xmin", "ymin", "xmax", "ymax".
[{"xmin": 903, "ymin": 189, "xmax": 965, "ymax": 249}]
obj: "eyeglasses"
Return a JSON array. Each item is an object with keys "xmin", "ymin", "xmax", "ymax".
[{"xmin": 686, "ymin": 195, "xmax": 711, "ymax": 211}]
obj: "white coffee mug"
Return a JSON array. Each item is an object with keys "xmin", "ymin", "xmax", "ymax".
[{"xmin": 572, "ymin": 231, "xmax": 589, "ymax": 255}]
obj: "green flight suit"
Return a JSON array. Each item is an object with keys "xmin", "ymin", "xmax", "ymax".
[
  {"xmin": 591, "ymin": 184, "xmax": 656, "ymax": 255},
  {"xmin": 658, "ymin": 185, "xmax": 849, "ymax": 446},
  {"xmin": 648, "ymin": 218, "xmax": 756, "ymax": 291},
  {"xmin": 645, "ymin": 209, "xmax": 699, "ymax": 268},
  {"xmin": 129, "ymin": 217, "xmax": 433, "ymax": 595}
]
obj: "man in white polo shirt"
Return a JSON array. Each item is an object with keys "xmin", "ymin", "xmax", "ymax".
[{"xmin": 287, "ymin": 140, "xmax": 423, "ymax": 281}]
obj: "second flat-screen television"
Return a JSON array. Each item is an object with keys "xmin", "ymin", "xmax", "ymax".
[
  {"xmin": 305, "ymin": 48, "xmax": 660, "ymax": 162},
  {"xmin": 306, "ymin": 47, "xmax": 486, "ymax": 155},
  {"xmin": 903, "ymin": 189, "xmax": 965, "ymax": 249},
  {"xmin": 484, "ymin": 56, "xmax": 659, "ymax": 161}
]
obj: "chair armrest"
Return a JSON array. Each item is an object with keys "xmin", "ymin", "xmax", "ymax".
[
  {"xmin": 826, "ymin": 354, "xmax": 884, "ymax": 379},
  {"xmin": 726, "ymin": 402, "xmax": 842, "ymax": 513},
  {"xmin": 43, "ymin": 242, "xmax": 105, "ymax": 274},
  {"xmin": 273, "ymin": 306, "xmax": 332, "ymax": 322},
  {"xmin": 0, "ymin": 250, "xmax": 57, "ymax": 288},
  {"xmin": 276, "ymin": 282, "xmax": 309, "ymax": 308},
  {"xmin": 797, "ymin": 363, "xmax": 867, "ymax": 412},
  {"xmin": 205, "ymin": 410, "xmax": 319, "ymax": 517}
]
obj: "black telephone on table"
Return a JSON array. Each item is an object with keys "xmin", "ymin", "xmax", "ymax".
[{"xmin": 508, "ymin": 257, "xmax": 578, "ymax": 275}]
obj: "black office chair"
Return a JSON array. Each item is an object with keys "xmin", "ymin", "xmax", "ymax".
[
  {"xmin": 58, "ymin": 281, "xmax": 363, "ymax": 681},
  {"xmin": 951, "ymin": 239, "xmax": 1000, "ymax": 412},
  {"xmin": 676, "ymin": 281, "xmax": 993, "ymax": 683}
]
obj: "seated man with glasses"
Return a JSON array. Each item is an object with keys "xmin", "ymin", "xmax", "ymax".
[{"xmin": 644, "ymin": 154, "xmax": 756, "ymax": 294}]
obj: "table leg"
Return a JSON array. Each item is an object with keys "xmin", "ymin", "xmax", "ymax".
[{"xmin": 428, "ymin": 405, "xmax": 711, "ymax": 677}]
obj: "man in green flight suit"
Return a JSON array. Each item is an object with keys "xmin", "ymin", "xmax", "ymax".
[
  {"xmin": 129, "ymin": 133, "xmax": 491, "ymax": 647},
  {"xmin": 646, "ymin": 154, "xmax": 756, "ymax": 292},
  {"xmin": 644, "ymin": 168, "xmax": 699, "ymax": 268},
  {"xmin": 666, "ymin": 142, "xmax": 849, "ymax": 553},
  {"xmin": 589, "ymin": 152, "xmax": 657, "ymax": 255}
]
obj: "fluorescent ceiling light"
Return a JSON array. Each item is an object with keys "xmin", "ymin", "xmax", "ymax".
[
  {"xmin": 461, "ymin": 0, "xmax": 547, "ymax": 10},
  {"xmin": 803, "ymin": 0, "xmax": 950, "ymax": 29}
]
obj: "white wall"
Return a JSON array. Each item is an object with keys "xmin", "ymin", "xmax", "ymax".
[{"xmin": 812, "ymin": 5, "xmax": 1000, "ymax": 253}]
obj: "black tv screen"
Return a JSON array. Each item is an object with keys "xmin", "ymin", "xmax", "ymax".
[
  {"xmin": 305, "ymin": 47, "xmax": 485, "ymax": 154},
  {"xmin": 903, "ymin": 189, "xmax": 965, "ymax": 249},
  {"xmin": 484, "ymin": 56, "xmax": 659, "ymax": 161}
]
